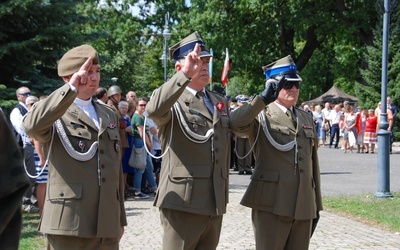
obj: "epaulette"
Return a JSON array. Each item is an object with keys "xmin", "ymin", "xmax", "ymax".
[
  {"xmin": 95, "ymin": 100, "xmax": 118, "ymax": 113},
  {"xmin": 209, "ymin": 90, "xmax": 224, "ymax": 98}
]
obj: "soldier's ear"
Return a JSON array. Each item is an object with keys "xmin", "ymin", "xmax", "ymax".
[
  {"xmin": 175, "ymin": 61, "xmax": 182, "ymax": 72},
  {"xmin": 62, "ymin": 76, "xmax": 71, "ymax": 84}
]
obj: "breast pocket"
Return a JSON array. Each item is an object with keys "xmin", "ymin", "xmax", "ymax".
[
  {"xmin": 303, "ymin": 128, "xmax": 315, "ymax": 147},
  {"xmin": 106, "ymin": 129, "xmax": 120, "ymax": 159},
  {"xmin": 64, "ymin": 123, "xmax": 92, "ymax": 152},
  {"xmin": 218, "ymin": 116, "xmax": 230, "ymax": 146},
  {"xmin": 187, "ymin": 113, "xmax": 207, "ymax": 134}
]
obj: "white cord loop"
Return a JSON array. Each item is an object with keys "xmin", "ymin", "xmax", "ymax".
[{"xmin": 55, "ymin": 119, "xmax": 98, "ymax": 161}]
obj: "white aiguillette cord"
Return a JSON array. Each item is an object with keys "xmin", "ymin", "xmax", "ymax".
[
  {"xmin": 55, "ymin": 119, "xmax": 98, "ymax": 161},
  {"xmin": 258, "ymin": 111, "xmax": 298, "ymax": 170}
]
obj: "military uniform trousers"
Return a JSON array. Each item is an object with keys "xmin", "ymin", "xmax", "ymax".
[
  {"xmin": 160, "ymin": 208, "xmax": 223, "ymax": 250},
  {"xmin": 47, "ymin": 234, "xmax": 119, "ymax": 250}
]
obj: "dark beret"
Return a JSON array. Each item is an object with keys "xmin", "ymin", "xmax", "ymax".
[{"xmin": 58, "ymin": 44, "xmax": 99, "ymax": 77}]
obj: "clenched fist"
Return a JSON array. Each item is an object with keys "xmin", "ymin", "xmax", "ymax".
[{"xmin": 259, "ymin": 75, "xmax": 286, "ymax": 105}]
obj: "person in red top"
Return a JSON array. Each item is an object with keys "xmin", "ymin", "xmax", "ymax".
[{"xmin": 364, "ymin": 109, "xmax": 378, "ymax": 153}]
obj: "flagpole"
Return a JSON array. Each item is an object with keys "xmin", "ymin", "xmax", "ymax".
[
  {"xmin": 221, "ymin": 48, "xmax": 230, "ymax": 96},
  {"xmin": 209, "ymin": 48, "xmax": 213, "ymax": 91}
]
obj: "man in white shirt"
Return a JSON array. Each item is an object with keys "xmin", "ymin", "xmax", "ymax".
[
  {"xmin": 328, "ymin": 104, "xmax": 342, "ymax": 149},
  {"xmin": 9, "ymin": 86, "xmax": 38, "ymax": 213}
]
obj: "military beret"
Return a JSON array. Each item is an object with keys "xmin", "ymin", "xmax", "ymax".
[
  {"xmin": 58, "ymin": 44, "xmax": 99, "ymax": 77},
  {"xmin": 169, "ymin": 31, "xmax": 212, "ymax": 63},
  {"xmin": 262, "ymin": 55, "xmax": 302, "ymax": 82}
]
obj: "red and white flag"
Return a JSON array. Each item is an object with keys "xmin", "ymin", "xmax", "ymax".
[{"xmin": 221, "ymin": 48, "xmax": 230, "ymax": 86}]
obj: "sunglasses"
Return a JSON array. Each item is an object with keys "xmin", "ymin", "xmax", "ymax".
[
  {"xmin": 19, "ymin": 92, "xmax": 32, "ymax": 97},
  {"xmin": 282, "ymin": 81, "xmax": 300, "ymax": 90},
  {"xmin": 139, "ymin": 104, "xmax": 147, "ymax": 107}
]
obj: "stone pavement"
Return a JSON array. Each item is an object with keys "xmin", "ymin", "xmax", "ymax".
[{"xmin": 120, "ymin": 144, "xmax": 400, "ymax": 249}]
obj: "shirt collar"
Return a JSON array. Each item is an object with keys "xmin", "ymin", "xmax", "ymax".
[{"xmin": 74, "ymin": 97, "xmax": 93, "ymax": 107}]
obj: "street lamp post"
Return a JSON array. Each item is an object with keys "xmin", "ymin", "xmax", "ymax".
[
  {"xmin": 375, "ymin": 0, "xmax": 396, "ymax": 198},
  {"xmin": 161, "ymin": 12, "xmax": 171, "ymax": 82},
  {"xmin": 111, "ymin": 77, "xmax": 118, "ymax": 85}
]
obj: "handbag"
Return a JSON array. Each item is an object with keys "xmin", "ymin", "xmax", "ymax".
[
  {"xmin": 128, "ymin": 144, "xmax": 147, "ymax": 169},
  {"xmin": 322, "ymin": 122, "xmax": 330, "ymax": 131},
  {"xmin": 348, "ymin": 130, "xmax": 356, "ymax": 147}
]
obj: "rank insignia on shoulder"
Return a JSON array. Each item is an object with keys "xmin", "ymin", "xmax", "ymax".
[
  {"xmin": 107, "ymin": 123, "xmax": 117, "ymax": 129},
  {"xmin": 302, "ymin": 125, "xmax": 313, "ymax": 129}
]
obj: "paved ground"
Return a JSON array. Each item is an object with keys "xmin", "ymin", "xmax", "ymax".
[{"xmin": 120, "ymin": 143, "xmax": 400, "ymax": 249}]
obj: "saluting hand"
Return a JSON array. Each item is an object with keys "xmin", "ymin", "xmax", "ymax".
[
  {"xmin": 68, "ymin": 57, "xmax": 93, "ymax": 93},
  {"xmin": 181, "ymin": 43, "xmax": 203, "ymax": 79}
]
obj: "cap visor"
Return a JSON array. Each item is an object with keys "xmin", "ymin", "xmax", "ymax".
[{"xmin": 284, "ymin": 73, "xmax": 302, "ymax": 82}]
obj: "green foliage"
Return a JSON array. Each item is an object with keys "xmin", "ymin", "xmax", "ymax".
[
  {"xmin": 361, "ymin": 3, "xmax": 400, "ymax": 109},
  {"xmin": 0, "ymin": 0, "xmax": 399, "ymax": 113},
  {"xmin": 0, "ymin": 0, "xmax": 89, "ymax": 90}
]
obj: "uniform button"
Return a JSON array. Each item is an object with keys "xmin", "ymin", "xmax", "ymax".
[
  {"xmin": 300, "ymin": 169, "xmax": 304, "ymax": 173},
  {"xmin": 260, "ymin": 174, "xmax": 264, "ymax": 179},
  {"xmin": 177, "ymin": 82, "xmax": 182, "ymax": 87},
  {"xmin": 60, "ymin": 192, "xmax": 64, "ymax": 197},
  {"xmin": 298, "ymin": 145, "xmax": 302, "ymax": 149},
  {"xmin": 61, "ymin": 91, "xmax": 65, "ymax": 96},
  {"xmin": 100, "ymin": 149, "xmax": 104, "ymax": 154},
  {"xmin": 101, "ymin": 164, "xmax": 105, "ymax": 169},
  {"xmin": 299, "ymin": 157, "xmax": 303, "ymax": 161},
  {"xmin": 78, "ymin": 132, "xmax": 82, "ymax": 135},
  {"xmin": 102, "ymin": 178, "xmax": 106, "ymax": 183},
  {"xmin": 99, "ymin": 135, "xmax": 103, "ymax": 140}
]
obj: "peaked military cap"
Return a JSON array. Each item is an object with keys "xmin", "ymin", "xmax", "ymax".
[
  {"xmin": 58, "ymin": 44, "xmax": 100, "ymax": 77},
  {"xmin": 262, "ymin": 55, "xmax": 302, "ymax": 81},
  {"xmin": 169, "ymin": 31, "xmax": 212, "ymax": 62}
]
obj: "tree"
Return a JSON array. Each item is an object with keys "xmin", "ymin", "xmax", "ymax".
[
  {"xmin": 0, "ymin": 0, "xmax": 88, "ymax": 115},
  {"xmin": 360, "ymin": 2, "xmax": 400, "ymax": 109},
  {"xmin": 148, "ymin": 0, "xmax": 379, "ymax": 104}
]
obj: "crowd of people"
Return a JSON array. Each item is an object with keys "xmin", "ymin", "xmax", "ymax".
[
  {"xmin": 3, "ymin": 31, "xmax": 396, "ymax": 250},
  {"xmin": 302, "ymin": 98, "xmax": 396, "ymax": 154}
]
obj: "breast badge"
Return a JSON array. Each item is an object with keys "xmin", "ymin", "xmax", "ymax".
[{"xmin": 78, "ymin": 140, "xmax": 85, "ymax": 152}]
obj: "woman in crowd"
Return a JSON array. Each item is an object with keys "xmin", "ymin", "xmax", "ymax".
[
  {"xmin": 343, "ymin": 105, "xmax": 358, "ymax": 153},
  {"xmin": 364, "ymin": 109, "xmax": 378, "ymax": 153},
  {"xmin": 356, "ymin": 107, "xmax": 367, "ymax": 153},
  {"xmin": 130, "ymin": 98, "xmax": 154, "ymax": 199},
  {"xmin": 118, "ymin": 101, "xmax": 135, "ymax": 199},
  {"xmin": 313, "ymin": 105, "xmax": 325, "ymax": 147}
]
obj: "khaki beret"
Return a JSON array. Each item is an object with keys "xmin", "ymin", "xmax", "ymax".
[{"xmin": 58, "ymin": 44, "xmax": 99, "ymax": 77}]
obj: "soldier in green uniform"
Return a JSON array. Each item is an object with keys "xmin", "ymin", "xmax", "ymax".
[
  {"xmin": 23, "ymin": 44, "xmax": 127, "ymax": 249},
  {"xmin": 146, "ymin": 32, "xmax": 231, "ymax": 250},
  {"xmin": 230, "ymin": 56, "xmax": 323, "ymax": 249}
]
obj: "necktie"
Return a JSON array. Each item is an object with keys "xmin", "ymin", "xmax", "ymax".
[
  {"xmin": 197, "ymin": 92, "xmax": 214, "ymax": 115},
  {"xmin": 286, "ymin": 108, "xmax": 297, "ymax": 127}
]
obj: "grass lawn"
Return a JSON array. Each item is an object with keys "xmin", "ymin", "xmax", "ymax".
[
  {"xmin": 322, "ymin": 192, "xmax": 400, "ymax": 232},
  {"xmin": 19, "ymin": 211, "xmax": 45, "ymax": 250}
]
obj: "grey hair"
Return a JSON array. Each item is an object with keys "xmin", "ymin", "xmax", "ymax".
[
  {"xmin": 25, "ymin": 95, "xmax": 39, "ymax": 105},
  {"xmin": 118, "ymin": 100, "xmax": 129, "ymax": 109}
]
